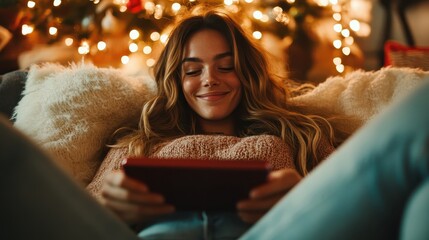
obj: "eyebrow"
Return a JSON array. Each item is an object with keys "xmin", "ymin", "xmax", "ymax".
[{"xmin": 182, "ymin": 52, "xmax": 233, "ymax": 63}]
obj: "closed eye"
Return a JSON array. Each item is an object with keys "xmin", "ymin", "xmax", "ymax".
[
  {"xmin": 185, "ymin": 69, "xmax": 202, "ymax": 76},
  {"xmin": 218, "ymin": 66, "xmax": 234, "ymax": 72}
]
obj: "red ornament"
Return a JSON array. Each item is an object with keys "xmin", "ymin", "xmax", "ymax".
[{"xmin": 127, "ymin": 0, "xmax": 143, "ymax": 13}]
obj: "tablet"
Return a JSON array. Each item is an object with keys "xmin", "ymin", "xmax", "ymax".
[{"xmin": 122, "ymin": 157, "xmax": 270, "ymax": 211}]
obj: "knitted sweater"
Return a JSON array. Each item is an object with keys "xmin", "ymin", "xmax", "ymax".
[{"xmin": 87, "ymin": 134, "xmax": 334, "ymax": 200}]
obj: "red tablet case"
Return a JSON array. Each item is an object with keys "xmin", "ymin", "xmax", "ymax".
[{"xmin": 122, "ymin": 157, "xmax": 270, "ymax": 211}]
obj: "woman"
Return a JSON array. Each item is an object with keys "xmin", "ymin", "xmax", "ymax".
[
  {"xmin": 2, "ymin": 7, "xmax": 428, "ymax": 240},
  {"xmin": 93, "ymin": 6, "xmax": 342, "ymax": 239}
]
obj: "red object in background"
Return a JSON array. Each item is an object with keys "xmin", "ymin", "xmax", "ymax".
[
  {"xmin": 384, "ymin": 41, "xmax": 429, "ymax": 70},
  {"xmin": 127, "ymin": 0, "xmax": 144, "ymax": 13}
]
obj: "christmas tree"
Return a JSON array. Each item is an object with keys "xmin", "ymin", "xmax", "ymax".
[{"xmin": 1, "ymin": 0, "xmax": 369, "ymax": 82}]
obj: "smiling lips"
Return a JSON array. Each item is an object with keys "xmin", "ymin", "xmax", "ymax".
[{"xmin": 196, "ymin": 91, "xmax": 230, "ymax": 101}]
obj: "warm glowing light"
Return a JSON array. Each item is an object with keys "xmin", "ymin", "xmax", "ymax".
[
  {"xmin": 253, "ymin": 10, "xmax": 263, "ymax": 20},
  {"xmin": 244, "ymin": 0, "xmax": 254, "ymax": 3},
  {"xmin": 349, "ymin": 19, "xmax": 360, "ymax": 32},
  {"xmin": 333, "ymin": 57, "xmax": 342, "ymax": 65},
  {"xmin": 172, "ymin": 3, "xmax": 181, "ymax": 12},
  {"xmin": 357, "ymin": 22, "xmax": 371, "ymax": 37},
  {"xmin": 332, "ymin": 13, "xmax": 341, "ymax": 21},
  {"xmin": 129, "ymin": 43, "xmax": 138, "ymax": 52},
  {"xmin": 64, "ymin": 37, "xmax": 73, "ymax": 46},
  {"xmin": 27, "ymin": 1, "xmax": 36, "ymax": 8},
  {"xmin": 332, "ymin": 4, "xmax": 341, "ymax": 12},
  {"xmin": 329, "ymin": 0, "xmax": 338, "ymax": 5},
  {"xmin": 145, "ymin": 2, "xmax": 156, "ymax": 14},
  {"xmin": 252, "ymin": 31, "xmax": 262, "ymax": 39},
  {"xmin": 119, "ymin": 5, "xmax": 127, "ymax": 12},
  {"xmin": 53, "ymin": 0, "xmax": 61, "ymax": 7},
  {"xmin": 342, "ymin": 47, "xmax": 351, "ymax": 55},
  {"xmin": 150, "ymin": 32, "xmax": 160, "ymax": 41},
  {"xmin": 121, "ymin": 55, "xmax": 130, "ymax": 64},
  {"xmin": 345, "ymin": 36, "xmax": 354, "ymax": 45},
  {"xmin": 129, "ymin": 29, "xmax": 140, "ymax": 40},
  {"xmin": 146, "ymin": 58, "xmax": 156, "ymax": 67},
  {"xmin": 224, "ymin": 0, "xmax": 233, "ymax": 6},
  {"xmin": 260, "ymin": 15, "xmax": 270, "ymax": 22},
  {"xmin": 97, "ymin": 41, "xmax": 107, "ymax": 51},
  {"xmin": 287, "ymin": 0, "xmax": 296, "ymax": 3},
  {"xmin": 154, "ymin": 4, "xmax": 163, "ymax": 19},
  {"xmin": 333, "ymin": 23, "xmax": 342, "ymax": 32},
  {"xmin": 336, "ymin": 64, "xmax": 345, "ymax": 73},
  {"xmin": 273, "ymin": 6, "xmax": 283, "ymax": 14},
  {"xmin": 49, "ymin": 27, "xmax": 58, "ymax": 35},
  {"xmin": 78, "ymin": 41, "xmax": 90, "ymax": 55},
  {"xmin": 160, "ymin": 34, "xmax": 169, "ymax": 44},
  {"xmin": 143, "ymin": 46, "xmax": 152, "ymax": 54},
  {"xmin": 21, "ymin": 24, "xmax": 34, "ymax": 35},
  {"xmin": 315, "ymin": 0, "xmax": 329, "ymax": 7},
  {"xmin": 333, "ymin": 39, "xmax": 342, "ymax": 49},
  {"xmin": 341, "ymin": 29, "xmax": 350, "ymax": 37}
]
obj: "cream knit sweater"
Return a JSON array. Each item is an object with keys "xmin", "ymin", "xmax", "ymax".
[{"xmin": 87, "ymin": 134, "xmax": 334, "ymax": 200}]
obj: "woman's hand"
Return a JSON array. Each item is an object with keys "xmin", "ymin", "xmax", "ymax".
[
  {"xmin": 237, "ymin": 168, "xmax": 302, "ymax": 223},
  {"xmin": 100, "ymin": 170, "xmax": 175, "ymax": 225}
]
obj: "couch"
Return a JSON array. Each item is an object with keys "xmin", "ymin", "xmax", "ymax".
[{"xmin": 1, "ymin": 63, "xmax": 428, "ymax": 188}]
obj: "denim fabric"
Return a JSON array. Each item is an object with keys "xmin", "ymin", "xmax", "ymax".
[
  {"xmin": 138, "ymin": 211, "xmax": 251, "ymax": 240},
  {"xmin": 240, "ymin": 81, "xmax": 429, "ymax": 240}
]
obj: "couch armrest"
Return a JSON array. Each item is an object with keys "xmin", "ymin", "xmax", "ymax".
[{"xmin": 0, "ymin": 70, "xmax": 27, "ymax": 120}]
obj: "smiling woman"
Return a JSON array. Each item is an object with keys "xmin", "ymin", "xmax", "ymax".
[
  {"xmin": 91, "ymin": 5, "xmax": 342, "ymax": 239},
  {"xmin": 181, "ymin": 29, "xmax": 242, "ymax": 135}
]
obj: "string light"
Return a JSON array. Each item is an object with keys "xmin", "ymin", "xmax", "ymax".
[
  {"xmin": 27, "ymin": 1, "xmax": 36, "ymax": 8},
  {"xmin": 21, "ymin": 24, "xmax": 34, "ymax": 35},
  {"xmin": 121, "ymin": 55, "xmax": 130, "ymax": 64},
  {"xmin": 129, "ymin": 29, "xmax": 140, "ymax": 40},
  {"xmin": 49, "ymin": 27, "xmax": 58, "ymax": 36},
  {"xmin": 97, "ymin": 41, "xmax": 107, "ymax": 51},
  {"xmin": 53, "ymin": 0, "xmax": 61, "ymax": 7},
  {"xmin": 78, "ymin": 41, "xmax": 90, "ymax": 55},
  {"xmin": 64, "ymin": 37, "xmax": 74, "ymax": 46},
  {"xmin": 19, "ymin": 0, "xmax": 370, "ymax": 76}
]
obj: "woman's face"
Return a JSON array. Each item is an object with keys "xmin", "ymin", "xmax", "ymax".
[{"xmin": 181, "ymin": 29, "xmax": 242, "ymax": 124}]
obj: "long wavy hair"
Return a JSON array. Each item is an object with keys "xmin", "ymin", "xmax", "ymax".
[{"xmin": 114, "ymin": 7, "xmax": 344, "ymax": 175}]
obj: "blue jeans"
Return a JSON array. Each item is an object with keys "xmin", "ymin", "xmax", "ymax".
[
  {"xmin": 240, "ymin": 80, "xmax": 429, "ymax": 240},
  {"xmin": 137, "ymin": 212, "xmax": 250, "ymax": 239}
]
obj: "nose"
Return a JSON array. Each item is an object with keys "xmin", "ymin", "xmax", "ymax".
[{"xmin": 202, "ymin": 67, "xmax": 219, "ymax": 87}]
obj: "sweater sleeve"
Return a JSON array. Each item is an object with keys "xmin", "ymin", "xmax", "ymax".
[{"xmin": 86, "ymin": 147, "xmax": 128, "ymax": 201}]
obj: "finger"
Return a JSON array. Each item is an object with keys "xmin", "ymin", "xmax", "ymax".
[
  {"xmin": 237, "ymin": 193, "xmax": 284, "ymax": 211},
  {"xmin": 250, "ymin": 169, "xmax": 301, "ymax": 199},
  {"xmin": 268, "ymin": 168, "xmax": 301, "ymax": 181},
  {"xmin": 238, "ymin": 211, "xmax": 265, "ymax": 224},
  {"xmin": 102, "ymin": 183, "xmax": 165, "ymax": 204},
  {"xmin": 105, "ymin": 171, "xmax": 148, "ymax": 193}
]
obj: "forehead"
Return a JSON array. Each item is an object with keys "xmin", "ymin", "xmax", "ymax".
[{"xmin": 183, "ymin": 29, "xmax": 231, "ymax": 58}]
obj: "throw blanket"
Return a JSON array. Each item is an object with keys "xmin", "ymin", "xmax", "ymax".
[
  {"xmin": 87, "ymin": 134, "xmax": 334, "ymax": 200},
  {"xmin": 291, "ymin": 67, "xmax": 429, "ymax": 132}
]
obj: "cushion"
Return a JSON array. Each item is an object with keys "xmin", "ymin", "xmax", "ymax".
[
  {"xmin": 384, "ymin": 41, "xmax": 429, "ymax": 70},
  {"xmin": 290, "ymin": 67, "xmax": 429, "ymax": 133},
  {"xmin": 13, "ymin": 63, "xmax": 156, "ymax": 186}
]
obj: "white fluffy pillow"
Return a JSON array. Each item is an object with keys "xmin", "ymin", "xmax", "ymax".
[
  {"xmin": 291, "ymin": 67, "xmax": 429, "ymax": 132},
  {"xmin": 13, "ymin": 63, "xmax": 156, "ymax": 186}
]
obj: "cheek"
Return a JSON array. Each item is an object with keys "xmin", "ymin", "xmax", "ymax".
[{"xmin": 182, "ymin": 79, "xmax": 198, "ymax": 100}]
